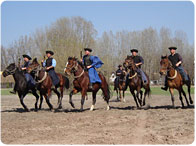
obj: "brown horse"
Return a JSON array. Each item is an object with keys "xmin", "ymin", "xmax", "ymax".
[
  {"xmin": 64, "ymin": 57, "xmax": 110, "ymax": 111},
  {"xmin": 27, "ymin": 58, "xmax": 69, "ymax": 110},
  {"xmin": 160, "ymin": 55, "xmax": 193, "ymax": 107},
  {"xmin": 124, "ymin": 57, "xmax": 151, "ymax": 108},
  {"xmin": 114, "ymin": 69, "xmax": 126, "ymax": 102}
]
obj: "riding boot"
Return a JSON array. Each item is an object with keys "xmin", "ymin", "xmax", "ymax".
[
  {"xmin": 10, "ymin": 84, "xmax": 16, "ymax": 94},
  {"xmin": 10, "ymin": 89, "xmax": 16, "ymax": 94}
]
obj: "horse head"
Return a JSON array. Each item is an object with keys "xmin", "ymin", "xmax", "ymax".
[
  {"xmin": 64, "ymin": 56, "xmax": 79, "ymax": 75},
  {"xmin": 160, "ymin": 55, "xmax": 171, "ymax": 75},
  {"xmin": 2, "ymin": 63, "xmax": 17, "ymax": 77},
  {"xmin": 124, "ymin": 56, "xmax": 137, "ymax": 72},
  {"xmin": 27, "ymin": 58, "xmax": 40, "ymax": 73}
]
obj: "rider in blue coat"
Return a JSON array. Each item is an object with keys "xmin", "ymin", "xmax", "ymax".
[{"xmin": 82, "ymin": 48, "xmax": 103, "ymax": 89}]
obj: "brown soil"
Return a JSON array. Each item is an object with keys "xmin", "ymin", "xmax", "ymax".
[{"xmin": 1, "ymin": 93, "xmax": 194, "ymax": 144}]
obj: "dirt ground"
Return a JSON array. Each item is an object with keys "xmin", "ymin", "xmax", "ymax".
[{"xmin": 1, "ymin": 92, "xmax": 194, "ymax": 144}]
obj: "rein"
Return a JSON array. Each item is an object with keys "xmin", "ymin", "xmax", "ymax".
[
  {"xmin": 167, "ymin": 69, "xmax": 177, "ymax": 80},
  {"xmin": 74, "ymin": 69, "xmax": 84, "ymax": 79},
  {"xmin": 66, "ymin": 61, "xmax": 84, "ymax": 79},
  {"xmin": 31, "ymin": 65, "xmax": 47, "ymax": 83},
  {"xmin": 129, "ymin": 72, "xmax": 137, "ymax": 79},
  {"xmin": 36, "ymin": 71, "xmax": 47, "ymax": 83},
  {"xmin": 4, "ymin": 67, "xmax": 17, "ymax": 75}
]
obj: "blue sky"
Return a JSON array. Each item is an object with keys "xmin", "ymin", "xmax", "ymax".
[{"xmin": 1, "ymin": 1, "xmax": 194, "ymax": 47}]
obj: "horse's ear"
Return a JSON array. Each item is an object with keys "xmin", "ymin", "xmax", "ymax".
[{"xmin": 33, "ymin": 57, "xmax": 37, "ymax": 62}]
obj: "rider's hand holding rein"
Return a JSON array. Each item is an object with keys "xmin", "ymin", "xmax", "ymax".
[
  {"xmin": 87, "ymin": 65, "xmax": 92, "ymax": 69},
  {"xmin": 176, "ymin": 61, "xmax": 182, "ymax": 67}
]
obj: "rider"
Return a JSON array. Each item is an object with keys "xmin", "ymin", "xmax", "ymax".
[
  {"xmin": 114, "ymin": 65, "xmax": 124, "ymax": 90},
  {"xmin": 161, "ymin": 46, "xmax": 189, "ymax": 91},
  {"xmin": 130, "ymin": 49, "xmax": 147, "ymax": 83},
  {"xmin": 10, "ymin": 54, "xmax": 36, "ymax": 94},
  {"xmin": 42, "ymin": 50, "xmax": 60, "ymax": 87},
  {"xmin": 82, "ymin": 48, "xmax": 103, "ymax": 89}
]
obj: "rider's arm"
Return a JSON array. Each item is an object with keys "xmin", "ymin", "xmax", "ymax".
[
  {"xmin": 135, "ymin": 56, "xmax": 144, "ymax": 66},
  {"xmin": 42, "ymin": 60, "xmax": 46, "ymax": 67},
  {"xmin": 176, "ymin": 54, "xmax": 183, "ymax": 67}
]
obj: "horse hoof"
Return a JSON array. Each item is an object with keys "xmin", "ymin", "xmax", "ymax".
[
  {"xmin": 90, "ymin": 105, "xmax": 94, "ymax": 111},
  {"xmin": 57, "ymin": 105, "xmax": 62, "ymax": 109},
  {"xmin": 25, "ymin": 109, "xmax": 30, "ymax": 112},
  {"xmin": 106, "ymin": 106, "xmax": 110, "ymax": 111}
]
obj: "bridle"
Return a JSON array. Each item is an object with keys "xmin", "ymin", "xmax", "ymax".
[
  {"xmin": 4, "ymin": 67, "xmax": 17, "ymax": 75},
  {"xmin": 160, "ymin": 59, "xmax": 177, "ymax": 80},
  {"xmin": 65, "ymin": 61, "xmax": 84, "ymax": 79},
  {"xmin": 28, "ymin": 65, "xmax": 47, "ymax": 83}
]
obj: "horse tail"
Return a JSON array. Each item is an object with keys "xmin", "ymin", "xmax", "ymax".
[
  {"xmin": 99, "ymin": 72, "xmax": 112, "ymax": 102},
  {"xmin": 62, "ymin": 75, "xmax": 70, "ymax": 89}
]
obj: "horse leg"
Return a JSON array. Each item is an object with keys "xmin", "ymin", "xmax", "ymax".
[
  {"xmin": 53, "ymin": 88, "xmax": 61, "ymax": 109},
  {"xmin": 178, "ymin": 89, "xmax": 184, "ymax": 108},
  {"xmin": 181, "ymin": 87, "xmax": 189, "ymax": 107},
  {"xmin": 123, "ymin": 90, "xmax": 126, "ymax": 102},
  {"xmin": 39, "ymin": 92, "xmax": 43, "ymax": 110},
  {"xmin": 69, "ymin": 88, "xmax": 78, "ymax": 108},
  {"xmin": 131, "ymin": 90, "xmax": 139, "ymax": 108},
  {"xmin": 90, "ymin": 90, "xmax": 98, "ymax": 111},
  {"xmin": 101, "ymin": 84, "xmax": 110, "ymax": 110},
  {"xmin": 80, "ymin": 89, "xmax": 87, "ymax": 111},
  {"xmin": 45, "ymin": 89, "xmax": 53, "ymax": 110},
  {"xmin": 59, "ymin": 86, "xmax": 64, "ymax": 108},
  {"xmin": 169, "ymin": 88, "xmax": 175, "ymax": 107},
  {"xmin": 19, "ymin": 93, "xmax": 29, "ymax": 112},
  {"xmin": 187, "ymin": 82, "xmax": 193, "ymax": 104},
  {"xmin": 136, "ymin": 87, "xmax": 142, "ymax": 106},
  {"xmin": 31, "ymin": 89, "xmax": 39, "ymax": 111},
  {"xmin": 116, "ymin": 88, "xmax": 119, "ymax": 101}
]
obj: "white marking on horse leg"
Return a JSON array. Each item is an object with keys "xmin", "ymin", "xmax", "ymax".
[
  {"xmin": 106, "ymin": 104, "xmax": 110, "ymax": 110},
  {"xmin": 90, "ymin": 105, "xmax": 94, "ymax": 111}
]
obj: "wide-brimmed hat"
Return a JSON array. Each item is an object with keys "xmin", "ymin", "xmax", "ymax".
[
  {"xmin": 22, "ymin": 54, "xmax": 32, "ymax": 60},
  {"xmin": 168, "ymin": 47, "xmax": 177, "ymax": 50},
  {"xmin": 84, "ymin": 48, "xmax": 92, "ymax": 52},
  {"xmin": 130, "ymin": 49, "xmax": 138, "ymax": 53},
  {"xmin": 46, "ymin": 50, "xmax": 54, "ymax": 55}
]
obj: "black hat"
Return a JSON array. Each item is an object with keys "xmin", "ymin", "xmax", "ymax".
[
  {"xmin": 130, "ymin": 49, "xmax": 138, "ymax": 53},
  {"xmin": 84, "ymin": 48, "xmax": 92, "ymax": 52},
  {"xmin": 118, "ymin": 65, "xmax": 122, "ymax": 68},
  {"xmin": 22, "ymin": 54, "xmax": 32, "ymax": 60},
  {"xmin": 168, "ymin": 47, "xmax": 177, "ymax": 50},
  {"xmin": 46, "ymin": 50, "xmax": 54, "ymax": 55}
]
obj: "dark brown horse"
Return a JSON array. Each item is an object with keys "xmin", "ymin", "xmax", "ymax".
[
  {"xmin": 2, "ymin": 63, "xmax": 40, "ymax": 111},
  {"xmin": 27, "ymin": 58, "xmax": 69, "ymax": 110},
  {"xmin": 160, "ymin": 55, "xmax": 193, "ymax": 107},
  {"xmin": 114, "ymin": 69, "xmax": 126, "ymax": 102},
  {"xmin": 64, "ymin": 57, "xmax": 110, "ymax": 111},
  {"xmin": 124, "ymin": 57, "xmax": 151, "ymax": 108}
]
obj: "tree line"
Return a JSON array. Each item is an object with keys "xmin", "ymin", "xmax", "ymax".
[{"xmin": 1, "ymin": 16, "xmax": 194, "ymax": 83}]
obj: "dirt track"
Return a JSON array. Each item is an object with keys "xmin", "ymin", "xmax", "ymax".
[{"xmin": 1, "ymin": 93, "xmax": 194, "ymax": 144}]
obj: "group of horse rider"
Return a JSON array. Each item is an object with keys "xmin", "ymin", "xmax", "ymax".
[
  {"xmin": 10, "ymin": 46, "xmax": 189, "ymax": 94},
  {"xmin": 114, "ymin": 47, "xmax": 189, "ymax": 91}
]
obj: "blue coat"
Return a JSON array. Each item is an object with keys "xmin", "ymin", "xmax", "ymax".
[{"xmin": 83, "ymin": 55, "xmax": 103, "ymax": 83}]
